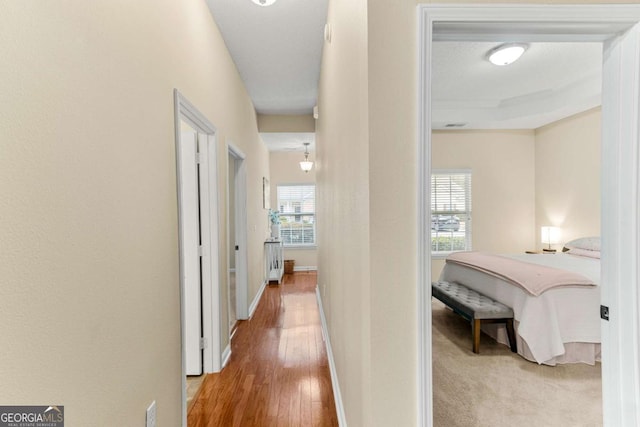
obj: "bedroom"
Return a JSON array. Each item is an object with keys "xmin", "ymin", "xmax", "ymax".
[{"xmin": 430, "ymin": 41, "xmax": 602, "ymax": 425}]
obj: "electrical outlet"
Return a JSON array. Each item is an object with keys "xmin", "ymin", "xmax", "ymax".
[{"xmin": 146, "ymin": 401, "xmax": 157, "ymax": 427}]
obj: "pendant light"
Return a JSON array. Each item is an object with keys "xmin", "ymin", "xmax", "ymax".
[{"xmin": 299, "ymin": 143, "xmax": 313, "ymax": 173}]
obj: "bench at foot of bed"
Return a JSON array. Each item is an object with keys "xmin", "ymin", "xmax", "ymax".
[{"xmin": 432, "ymin": 280, "xmax": 517, "ymax": 354}]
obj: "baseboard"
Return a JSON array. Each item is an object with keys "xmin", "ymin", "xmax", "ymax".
[
  {"xmin": 221, "ymin": 344, "xmax": 231, "ymax": 369},
  {"xmin": 294, "ymin": 266, "xmax": 317, "ymax": 272},
  {"xmin": 248, "ymin": 280, "xmax": 267, "ymax": 319},
  {"xmin": 315, "ymin": 286, "xmax": 347, "ymax": 426}
]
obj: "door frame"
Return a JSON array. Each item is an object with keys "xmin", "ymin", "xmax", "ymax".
[
  {"xmin": 417, "ymin": 5, "xmax": 640, "ymax": 427},
  {"xmin": 228, "ymin": 142, "xmax": 249, "ymax": 320},
  {"xmin": 174, "ymin": 90, "xmax": 222, "ymax": 426},
  {"xmin": 177, "ymin": 119, "xmax": 204, "ymax": 377}
]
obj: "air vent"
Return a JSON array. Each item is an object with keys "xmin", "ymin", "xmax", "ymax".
[{"xmin": 444, "ymin": 123, "xmax": 467, "ymax": 128}]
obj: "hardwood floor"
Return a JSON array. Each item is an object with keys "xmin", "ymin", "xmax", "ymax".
[
  {"xmin": 188, "ymin": 271, "xmax": 339, "ymax": 427},
  {"xmin": 186, "ymin": 374, "xmax": 206, "ymax": 410}
]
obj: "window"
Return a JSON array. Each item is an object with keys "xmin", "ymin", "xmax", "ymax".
[
  {"xmin": 277, "ymin": 184, "xmax": 315, "ymax": 246},
  {"xmin": 431, "ymin": 170, "xmax": 472, "ymax": 255}
]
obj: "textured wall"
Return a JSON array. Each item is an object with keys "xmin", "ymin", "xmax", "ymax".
[
  {"xmin": 316, "ymin": 0, "xmax": 372, "ymax": 424},
  {"xmin": 535, "ymin": 108, "xmax": 601, "ymax": 249},
  {"xmin": 0, "ymin": 1, "xmax": 268, "ymax": 425}
]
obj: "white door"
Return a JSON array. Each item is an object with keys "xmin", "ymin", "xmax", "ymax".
[
  {"xmin": 600, "ymin": 21, "xmax": 640, "ymax": 427},
  {"xmin": 228, "ymin": 153, "xmax": 237, "ymax": 331},
  {"xmin": 179, "ymin": 121, "xmax": 203, "ymax": 376},
  {"xmin": 228, "ymin": 144, "xmax": 249, "ymax": 320},
  {"xmin": 175, "ymin": 90, "xmax": 222, "ymax": 426}
]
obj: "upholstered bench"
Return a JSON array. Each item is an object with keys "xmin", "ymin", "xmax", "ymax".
[{"xmin": 432, "ymin": 280, "xmax": 517, "ymax": 354}]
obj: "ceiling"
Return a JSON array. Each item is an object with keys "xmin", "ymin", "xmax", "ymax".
[
  {"xmin": 205, "ymin": 2, "xmax": 603, "ymax": 148},
  {"xmin": 260, "ymin": 132, "xmax": 315, "ymax": 152},
  {"xmin": 205, "ymin": 0, "xmax": 328, "ymax": 115},
  {"xmin": 432, "ymin": 41, "xmax": 602, "ymax": 130}
]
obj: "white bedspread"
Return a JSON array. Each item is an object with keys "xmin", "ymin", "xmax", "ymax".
[
  {"xmin": 446, "ymin": 251, "xmax": 596, "ymax": 295},
  {"xmin": 439, "ymin": 252, "xmax": 601, "ymax": 365}
]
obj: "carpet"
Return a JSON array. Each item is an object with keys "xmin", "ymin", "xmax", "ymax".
[{"xmin": 432, "ymin": 300, "xmax": 602, "ymax": 427}]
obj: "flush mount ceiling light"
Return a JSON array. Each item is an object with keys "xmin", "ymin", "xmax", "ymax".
[
  {"xmin": 299, "ymin": 142, "xmax": 313, "ymax": 173},
  {"xmin": 487, "ymin": 43, "xmax": 528, "ymax": 66},
  {"xmin": 251, "ymin": 0, "xmax": 277, "ymax": 6}
]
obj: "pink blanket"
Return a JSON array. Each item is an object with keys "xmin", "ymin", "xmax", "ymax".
[{"xmin": 446, "ymin": 252, "xmax": 596, "ymax": 296}]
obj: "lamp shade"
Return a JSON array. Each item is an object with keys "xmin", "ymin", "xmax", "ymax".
[
  {"xmin": 541, "ymin": 226, "xmax": 561, "ymax": 245},
  {"xmin": 299, "ymin": 142, "xmax": 313, "ymax": 172}
]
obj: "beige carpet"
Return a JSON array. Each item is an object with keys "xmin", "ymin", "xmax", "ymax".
[{"xmin": 432, "ymin": 300, "xmax": 602, "ymax": 427}]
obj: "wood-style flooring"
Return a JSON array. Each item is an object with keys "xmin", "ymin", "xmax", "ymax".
[{"xmin": 188, "ymin": 271, "xmax": 339, "ymax": 427}]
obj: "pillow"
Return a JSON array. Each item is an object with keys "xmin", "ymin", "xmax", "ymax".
[
  {"xmin": 566, "ymin": 247, "xmax": 601, "ymax": 259},
  {"xmin": 564, "ymin": 236, "xmax": 600, "ymax": 252}
]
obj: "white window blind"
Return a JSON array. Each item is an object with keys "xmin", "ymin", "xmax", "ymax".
[
  {"xmin": 431, "ymin": 170, "xmax": 472, "ymax": 254},
  {"xmin": 277, "ymin": 184, "xmax": 315, "ymax": 246}
]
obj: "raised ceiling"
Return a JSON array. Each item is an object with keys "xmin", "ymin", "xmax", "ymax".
[{"xmin": 432, "ymin": 41, "xmax": 602, "ymax": 130}]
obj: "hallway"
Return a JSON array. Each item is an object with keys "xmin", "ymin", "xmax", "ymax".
[{"xmin": 188, "ymin": 272, "xmax": 339, "ymax": 426}]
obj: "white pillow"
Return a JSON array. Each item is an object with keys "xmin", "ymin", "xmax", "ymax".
[
  {"xmin": 567, "ymin": 247, "xmax": 601, "ymax": 259},
  {"xmin": 564, "ymin": 236, "xmax": 600, "ymax": 252}
]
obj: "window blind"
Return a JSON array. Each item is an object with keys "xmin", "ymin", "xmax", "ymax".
[
  {"xmin": 277, "ymin": 184, "xmax": 316, "ymax": 246},
  {"xmin": 431, "ymin": 171, "xmax": 472, "ymax": 253}
]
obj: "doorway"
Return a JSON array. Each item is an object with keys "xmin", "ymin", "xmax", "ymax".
[
  {"xmin": 227, "ymin": 151, "xmax": 238, "ymax": 334},
  {"xmin": 228, "ymin": 143, "xmax": 249, "ymax": 324},
  {"xmin": 417, "ymin": 6, "xmax": 640, "ymax": 427},
  {"xmin": 178, "ymin": 118, "xmax": 205, "ymax": 377},
  {"xmin": 174, "ymin": 90, "xmax": 222, "ymax": 427}
]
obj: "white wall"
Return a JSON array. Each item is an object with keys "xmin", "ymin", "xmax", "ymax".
[
  {"xmin": 535, "ymin": 108, "xmax": 601, "ymax": 250},
  {"xmin": 367, "ymin": 2, "xmax": 423, "ymax": 425},
  {"xmin": 269, "ymin": 151, "xmax": 318, "ymax": 269},
  {"xmin": 431, "ymin": 130, "xmax": 536, "ymax": 280},
  {"xmin": 317, "ymin": 0, "xmax": 372, "ymax": 424},
  {"xmin": 0, "ymin": 2, "xmax": 268, "ymax": 425}
]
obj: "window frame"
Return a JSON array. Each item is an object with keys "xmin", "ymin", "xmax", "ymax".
[
  {"xmin": 430, "ymin": 169, "xmax": 472, "ymax": 258},
  {"xmin": 276, "ymin": 183, "xmax": 316, "ymax": 248}
]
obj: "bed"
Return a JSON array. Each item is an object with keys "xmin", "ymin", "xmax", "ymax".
[{"xmin": 439, "ymin": 239, "xmax": 601, "ymax": 365}]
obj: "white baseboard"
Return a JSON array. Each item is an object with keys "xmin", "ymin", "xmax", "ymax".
[
  {"xmin": 315, "ymin": 286, "xmax": 347, "ymax": 426},
  {"xmin": 294, "ymin": 265, "xmax": 317, "ymax": 272},
  {"xmin": 248, "ymin": 280, "xmax": 267, "ymax": 319},
  {"xmin": 221, "ymin": 344, "xmax": 231, "ymax": 368}
]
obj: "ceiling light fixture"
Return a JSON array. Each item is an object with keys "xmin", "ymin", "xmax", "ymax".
[
  {"xmin": 487, "ymin": 43, "xmax": 528, "ymax": 66},
  {"xmin": 251, "ymin": 0, "xmax": 277, "ymax": 6},
  {"xmin": 299, "ymin": 143, "xmax": 313, "ymax": 173}
]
